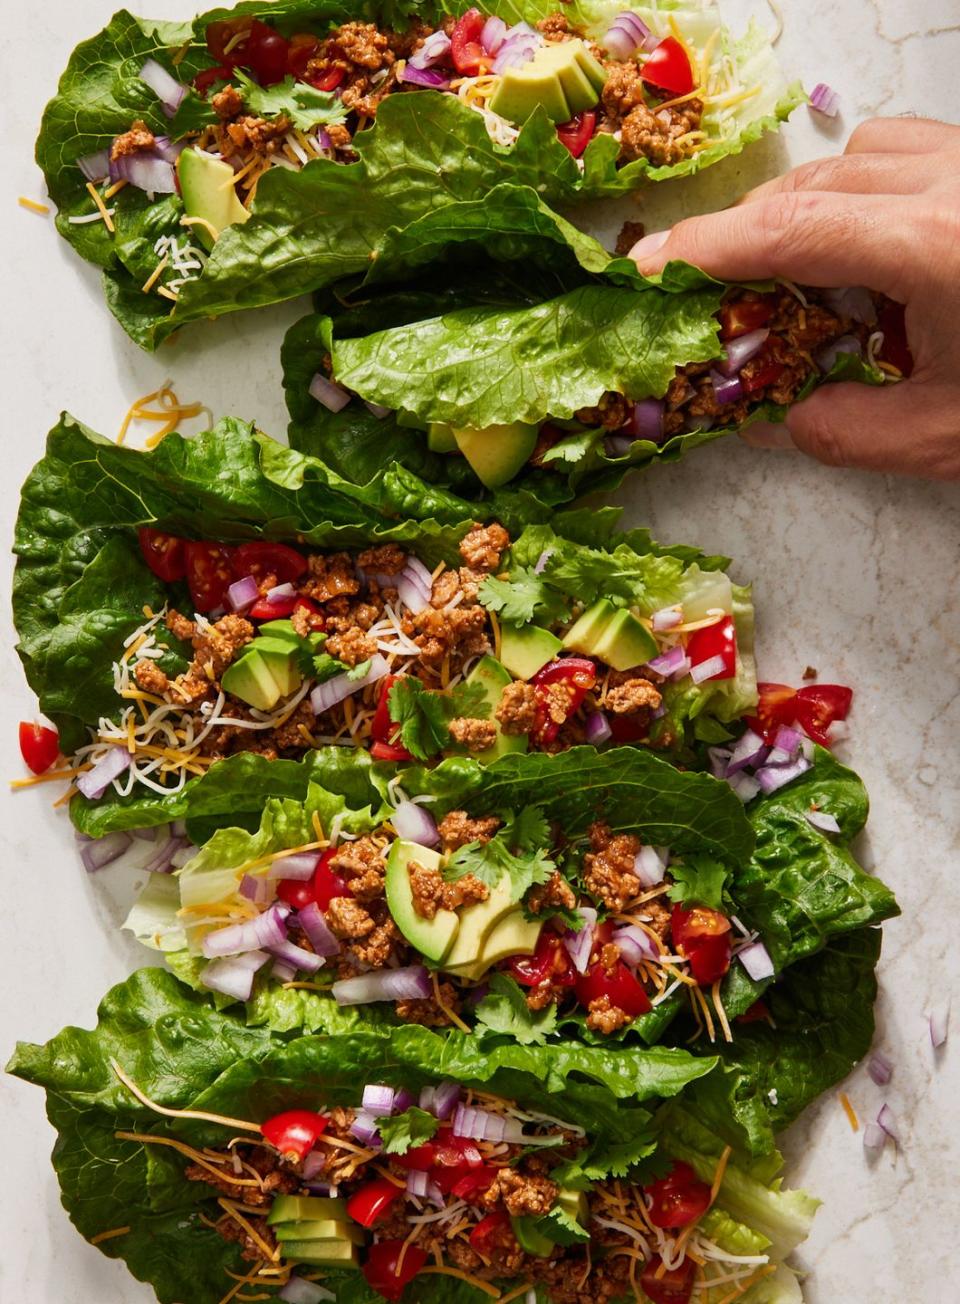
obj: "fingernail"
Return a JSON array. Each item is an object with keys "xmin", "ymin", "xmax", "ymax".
[
  {"xmin": 741, "ymin": 421, "xmax": 796, "ymax": 450},
  {"xmin": 629, "ymin": 228, "xmax": 672, "ymax": 268}
]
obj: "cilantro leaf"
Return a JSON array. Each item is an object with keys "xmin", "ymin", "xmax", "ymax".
[
  {"xmin": 500, "ymin": 807, "xmax": 550, "ymax": 853},
  {"xmin": 475, "ymin": 974, "xmax": 557, "ymax": 1046},
  {"xmin": 667, "ymin": 854, "xmax": 730, "ymax": 911},
  {"xmin": 551, "ymin": 1132, "xmax": 663, "ymax": 1188},
  {"xmin": 233, "ymin": 69, "xmax": 348, "ymax": 131},
  {"xmin": 346, "ymin": 657, "xmax": 373, "ymax": 682},
  {"xmin": 387, "ymin": 676, "xmax": 490, "ymax": 762},
  {"xmin": 533, "ymin": 1204, "xmax": 590, "ymax": 1246},
  {"xmin": 310, "ymin": 651, "xmax": 349, "ymax": 683},
  {"xmin": 378, "ymin": 1107, "xmax": 440, "ymax": 1156},
  {"xmin": 445, "ymin": 807, "xmax": 555, "ymax": 902},
  {"xmin": 540, "ymin": 429, "xmax": 602, "ymax": 466},
  {"xmin": 478, "ymin": 567, "xmax": 567, "ymax": 627}
]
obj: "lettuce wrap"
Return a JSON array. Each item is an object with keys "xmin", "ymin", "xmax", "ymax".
[{"xmin": 36, "ymin": 0, "xmax": 802, "ymax": 348}]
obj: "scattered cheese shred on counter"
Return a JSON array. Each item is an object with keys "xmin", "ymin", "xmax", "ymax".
[
  {"xmin": 116, "ymin": 380, "xmax": 211, "ymax": 447},
  {"xmin": 839, "ymin": 1091, "xmax": 860, "ymax": 1132},
  {"xmin": 18, "ymin": 196, "xmax": 49, "ymax": 215}
]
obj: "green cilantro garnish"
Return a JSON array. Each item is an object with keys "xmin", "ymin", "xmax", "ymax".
[{"xmin": 378, "ymin": 1107, "xmax": 440, "ymax": 1155}]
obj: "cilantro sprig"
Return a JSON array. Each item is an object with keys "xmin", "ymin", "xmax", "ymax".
[
  {"xmin": 386, "ymin": 676, "xmax": 489, "ymax": 761},
  {"xmin": 378, "ymin": 1107, "xmax": 440, "ymax": 1155},
  {"xmin": 445, "ymin": 806, "xmax": 556, "ymax": 903},
  {"xmin": 233, "ymin": 69, "xmax": 348, "ymax": 131}
]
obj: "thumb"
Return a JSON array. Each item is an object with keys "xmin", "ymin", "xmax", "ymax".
[{"xmin": 783, "ymin": 379, "xmax": 960, "ymax": 478}]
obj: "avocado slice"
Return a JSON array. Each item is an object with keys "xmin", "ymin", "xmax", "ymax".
[
  {"xmin": 281, "ymin": 1239, "xmax": 359, "ymax": 1267},
  {"xmin": 444, "ymin": 908, "xmax": 542, "ymax": 981},
  {"xmin": 500, "ymin": 623, "xmax": 563, "ymax": 681},
  {"xmin": 221, "ymin": 647, "xmax": 282, "ymax": 711},
  {"xmin": 253, "ymin": 636, "xmax": 303, "ymax": 698},
  {"xmin": 428, "ymin": 422, "xmax": 459, "ymax": 454},
  {"xmin": 562, "ymin": 598, "xmax": 617, "ymax": 657},
  {"xmin": 441, "ymin": 876, "xmax": 542, "ymax": 980},
  {"xmin": 274, "ymin": 1219, "xmax": 365, "ymax": 1246},
  {"xmin": 268, "ymin": 1196, "xmax": 348, "ymax": 1225},
  {"xmin": 177, "ymin": 147, "xmax": 250, "ymax": 251},
  {"xmin": 257, "ymin": 619, "xmax": 326, "ymax": 655},
  {"xmin": 384, "ymin": 840, "xmax": 460, "ymax": 963},
  {"xmin": 462, "ymin": 656, "xmax": 528, "ymax": 764},
  {"xmin": 589, "ymin": 610, "xmax": 658, "ymax": 671},
  {"xmin": 489, "ymin": 39, "xmax": 606, "ymax": 126},
  {"xmin": 512, "ymin": 1216, "xmax": 555, "ymax": 1257},
  {"xmin": 452, "ymin": 423, "xmax": 539, "ymax": 489}
]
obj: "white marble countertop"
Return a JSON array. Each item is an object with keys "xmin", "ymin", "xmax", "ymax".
[{"xmin": 1, "ymin": 2, "xmax": 957, "ymax": 1301}]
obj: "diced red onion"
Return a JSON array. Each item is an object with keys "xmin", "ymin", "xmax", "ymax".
[
  {"xmin": 690, "ymin": 654, "xmax": 728, "ymax": 685},
  {"xmin": 823, "ymin": 287, "xmax": 877, "ymax": 327},
  {"xmin": 302, "ymin": 1151, "xmax": 327, "ymax": 1181},
  {"xmin": 349, "ymin": 1110, "xmax": 381, "ymax": 1145},
  {"xmin": 738, "ymin": 940, "xmax": 775, "ymax": 981},
  {"xmin": 142, "ymin": 834, "xmax": 185, "ymax": 874},
  {"xmin": 481, "ymin": 16, "xmax": 507, "ymax": 53},
  {"xmin": 398, "ymin": 564, "xmax": 431, "ymax": 614},
  {"xmin": 310, "ymin": 654, "xmax": 390, "ymax": 715},
  {"xmin": 645, "ymin": 644, "xmax": 688, "ymax": 677},
  {"xmin": 876, "ymin": 1103, "xmax": 899, "ymax": 1145},
  {"xmin": 756, "ymin": 755, "xmax": 811, "ymax": 794},
  {"xmin": 269, "ymin": 938, "xmax": 324, "ymax": 974},
  {"xmin": 403, "ymin": 556, "xmax": 434, "ymax": 595},
  {"xmin": 297, "ymin": 903, "xmax": 341, "ymax": 958},
  {"xmin": 266, "ymin": 851, "xmax": 319, "ymax": 882},
  {"xmin": 265, "ymin": 581, "xmax": 297, "ymax": 604},
  {"xmin": 633, "ymin": 846, "xmax": 666, "ymax": 888},
  {"xmin": 76, "ymin": 746, "xmax": 131, "ymax": 799},
  {"xmin": 708, "ymin": 746, "xmax": 733, "ymax": 779},
  {"xmin": 710, "ymin": 370, "xmax": 744, "ymax": 406},
  {"xmin": 332, "ymin": 964, "xmax": 431, "ymax": 1006},
  {"xmin": 362, "ymin": 1084, "xmax": 396, "ymax": 1117},
  {"xmin": 406, "ymin": 1169, "xmax": 431, "ymax": 1198},
  {"xmin": 725, "ymin": 728, "xmax": 768, "ymax": 776},
  {"xmin": 364, "ymin": 401, "xmax": 391, "ymax": 419},
  {"xmin": 272, "ymin": 959, "xmax": 298, "ymax": 983},
  {"xmin": 773, "ymin": 725, "xmax": 802, "ymax": 756},
  {"xmin": 533, "ymin": 548, "xmax": 554, "ymax": 575},
  {"xmin": 805, "ymin": 809, "xmax": 841, "ymax": 834},
  {"xmin": 720, "ymin": 329, "xmax": 770, "ymax": 377},
  {"xmin": 492, "ymin": 33, "xmax": 540, "ymax": 74},
  {"xmin": 202, "ymin": 903, "xmax": 289, "ymax": 958},
  {"xmin": 453, "ymin": 1105, "xmax": 526, "ymax": 1145},
  {"xmin": 929, "ymin": 1003, "xmax": 950, "ymax": 1049},
  {"xmin": 623, "ymin": 398, "xmax": 665, "ymax": 442},
  {"xmin": 809, "ymin": 82, "xmax": 840, "ymax": 117},
  {"xmin": 419, "ymin": 1081, "xmax": 460, "ymax": 1120},
  {"xmin": 394, "ymin": 1089, "xmax": 416, "ymax": 1114},
  {"xmin": 139, "ymin": 57, "xmax": 187, "ymax": 116},
  {"xmin": 201, "ymin": 951, "xmax": 269, "ymax": 1001},
  {"xmin": 651, "ymin": 606, "xmax": 682, "ymax": 632},
  {"xmin": 151, "ymin": 135, "xmax": 185, "ymax": 164},
  {"xmin": 279, "ymin": 1276, "xmax": 335, "ymax": 1304},
  {"xmin": 729, "ymin": 772, "xmax": 761, "ymax": 803},
  {"xmin": 172, "ymin": 819, "xmax": 187, "ymax": 837},
  {"xmin": 603, "ymin": 12, "xmax": 656, "ymax": 60},
  {"xmin": 862, "ymin": 1121, "xmax": 886, "ymax": 1154},
  {"xmin": 239, "ymin": 873, "xmax": 272, "ymax": 904},
  {"xmin": 867, "ymin": 1052, "xmax": 893, "ymax": 1086},
  {"xmin": 309, "ymin": 372, "xmax": 351, "ymax": 412},
  {"xmin": 563, "ymin": 908, "xmax": 597, "ymax": 974},
  {"xmin": 78, "ymin": 150, "xmax": 111, "ymax": 182},
  {"xmin": 110, "ymin": 152, "xmax": 177, "ymax": 193},
  {"xmin": 392, "ymin": 801, "xmax": 440, "ymax": 847},
  {"xmin": 613, "ymin": 924, "xmax": 659, "ymax": 967},
  {"xmin": 605, "ymin": 435, "xmax": 634, "ymax": 457},
  {"xmin": 409, "ymin": 30, "xmax": 452, "ymax": 69},
  {"xmin": 315, "ymin": 128, "xmax": 332, "ymax": 151},
  {"xmin": 78, "ymin": 830, "xmax": 132, "ymax": 872},
  {"xmin": 584, "ymin": 711, "xmax": 612, "ymax": 745},
  {"xmin": 400, "ymin": 64, "xmax": 450, "ymax": 89},
  {"xmin": 131, "ymin": 825, "xmax": 159, "ymax": 841},
  {"xmin": 817, "ymin": 334, "xmax": 863, "ymax": 374},
  {"xmin": 227, "ymin": 574, "xmax": 260, "ymax": 613}
]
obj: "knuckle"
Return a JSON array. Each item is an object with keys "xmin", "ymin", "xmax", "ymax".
[
  {"xmin": 755, "ymin": 191, "xmax": 823, "ymax": 259},
  {"xmin": 845, "ymin": 117, "xmax": 889, "ymax": 152}
]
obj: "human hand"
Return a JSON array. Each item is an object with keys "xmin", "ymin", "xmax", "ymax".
[{"xmin": 630, "ymin": 117, "xmax": 960, "ymax": 479}]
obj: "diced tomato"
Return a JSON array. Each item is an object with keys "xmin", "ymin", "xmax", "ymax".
[
  {"xmin": 468, "ymin": 1210, "xmax": 514, "ymax": 1257},
  {"xmin": 742, "ymin": 355, "xmax": 786, "ymax": 394},
  {"xmin": 640, "ymin": 1255, "xmax": 696, "ymax": 1304},
  {"xmin": 363, "ymin": 1239, "xmax": 428, "ymax": 1302},
  {"xmin": 641, "ymin": 36, "xmax": 695, "ymax": 96},
  {"xmin": 531, "ymin": 656, "xmax": 597, "ymax": 745},
  {"xmin": 671, "ymin": 905, "xmax": 732, "ymax": 986},
  {"xmin": 745, "ymin": 682, "xmax": 798, "ymax": 744},
  {"xmin": 575, "ymin": 936, "xmax": 652, "ymax": 1019},
  {"xmin": 18, "ymin": 721, "xmax": 60, "ymax": 775},
  {"xmin": 277, "ymin": 848, "xmax": 352, "ymax": 911},
  {"xmin": 371, "ymin": 740, "xmax": 414, "ymax": 762},
  {"xmin": 685, "ymin": 615, "xmax": 736, "ymax": 681},
  {"xmin": 346, "ymin": 1177, "xmax": 402, "ymax": 1228},
  {"xmin": 556, "ymin": 110, "xmax": 597, "ymax": 158},
  {"xmin": 287, "ymin": 33, "xmax": 319, "ymax": 79},
  {"xmin": 607, "ymin": 714, "xmax": 649, "ymax": 744},
  {"xmin": 876, "ymin": 299, "xmax": 913, "ymax": 377},
  {"xmin": 308, "ymin": 65, "xmax": 346, "ymax": 91},
  {"xmin": 243, "ymin": 20, "xmax": 290, "ymax": 85},
  {"xmin": 505, "ymin": 929, "xmax": 575, "ymax": 989},
  {"xmin": 718, "ymin": 297, "xmax": 774, "ymax": 341},
  {"xmin": 193, "ymin": 64, "xmax": 233, "ymax": 96},
  {"xmin": 138, "ymin": 527, "xmax": 187, "ymax": 582},
  {"xmin": 449, "ymin": 1165, "xmax": 497, "ymax": 1202},
  {"xmin": 644, "ymin": 1160, "xmax": 713, "ymax": 1229},
  {"xmin": 794, "ymin": 684, "xmax": 852, "ymax": 746},
  {"xmin": 394, "ymin": 1129, "xmax": 485, "ymax": 1197},
  {"xmin": 184, "ymin": 541, "xmax": 235, "ymax": 612},
  {"xmin": 371, "ymin": 674, "xmax": 404, "ymax": 744},
  {"xmin": 261, "ymin": 1108, "xmax": 327, "ymax": 1161},
  {"xmin": 233, "ymin": 541, "xmax": 308, "ymax": 585},
  {"xmin": 248, "ymin": 593, "xmax": 323, "ymax": 622},
  {"xmin": 737, "ymin": 998, "xmax": 771, "ymax": 1024},
  {"xmin": 450, "ymin": 8, "xmax": 490, "ymax": 75}
]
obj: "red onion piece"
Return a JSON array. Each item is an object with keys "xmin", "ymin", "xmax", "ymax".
[
  {"xmin": 297, "ymin": 902, "xmax": 341, "ymax": 958},
  {"xmin": 332, "ymin": 964, "xmax": 431, "ymax": 1005},
  {"xmin": 403, "ymin": 556, "xmax": 434, "ymax": 595},
  {"xmin": 398, "ymin": 572, "xmax": 429, "ymax": 614},
  {"xmin": 362, "ymin": 1084, "xmax": 396, "ymax": 1117},
  {"xmin": 139, "ymin": 58, "xmax": 187, "ymax": 116},
  {"xmin": 862, "ymin": 1121, "xmax": 886, "ymax": 1153},
  {"xmin": 690, "ymin": 654, "xmax": 728, "ymax": 685},
  {"xmin": 310, "ymin": 653, "xmax": 390, "ymax": 715},
  {"xmin": 605, "ymin": 435, "xmax": 634, "ymax": 458},
  {"xmin": 394, "ymin": 1088, "xmax": 416, "ymax": 1114},
  {"xmin": 201, "ymin": 950, "xmax": 269, "ymax": 1000},
  {"xmin": 867, "ymin": 1052, "xmax": 893, "ymax": 1086},
  {"xmin": 809, "ymin": 82, "xmax": 840, "ymax": 117},
  {"xmin": 78, "ymin": 830, "xmax": 132, "ymax": 872},
  {"xmin": 151, "ymin": 135, "xmax": 186, "ymax": 164},
  {"xmin": 633, "ymin": 846, "xmax": 666, "ymax": 888},
  {"xmin": 142, "ymin": 834, "xmax": 186, "ymax": 874},
  {"xmin": 738, "ymin": 940, "xmax": 775, "ymax": 981},
  {"xmin": 805, "ymin": 809, "xmax": 841, "ymax": 834},
  {"xmin": 492, "ymin": 33, "xmax": 540, "ymax": 74},
  {"xmin": 239, "ymin": 873, "xmax": 272, "ymax": 904},
  {"xmin": 563, "ymin": 908, "xmax": 597, "ymax": 973},
  {"xmin": 533, "ymin": 548, "xmax": 554, "ymax": 575},
  {"xmin": 409, "ymin": 30, "xmax": 452, "ymax": 69},
  {"xmin": 710, "ymin": 370, "xmax": 744, "ymax": 406},
  {"xmin": 929, "ymin": 1002, "xmax": 949, "ymax": 1049},
  {"xmin": 651, "ymin": 606, "xmax": 682, "ymax": 632},
  {"xmin": 729, "ymin": 772, "xmax": 761, "ymax": 803},
  {"xmin": 645, "ymin": 644, "xmax": 688, "ymax": 678},
  {"xmin": 309, "ymin": 372, "xmax": 351, "ymax": 412},
  {"xmin": 265, "ymin": 581, "xmax": 297, "ymax": 604},
  {"xmin": 269, "ymin": 938, "xmax": 324, "ymax": 974},
  {"xmin": 725, "ymin": 728, "xmax": 768, "ymax": 776},
  {"xmin": 613, "ymin": 924, "xmax": 659, "ymax": 967},
  {"xmin": 202, "ymin": 903, "xmax": 289, "ymax": 958},
  {"xmin": 817, "ymin": 334, "xmax": 863, "ymax": 374},
  {"xmin": 392, "ymin": 801, "xmax": 440, "ymax": 847},
  {"xmin": 301, "ymin": 1151, "xmax": 327, "ymax": 1181},
  {"xmin": 271, "ymin": 959, "xmax": 298, "ymax": 984},
  {"xmin": 419, "ymin": 1081, "xmax": 460, "ymax": 1120},
  {"xmin": 76, "ymin": 746, "xmax": 131, "ymax": 800},
  {"xmin": 773, "ymin": 724, "xmax": 802, "ymax": 756},
  {"xmin": 406, "ymin": 1169, "xmax": 431, "ymax": 1198},
  {"xmin": 755, "ymin": 755, "xmax": 811, "ymax": 794},
  {"xmin": 624, "ymin": 398, "xmax": 666, "ymax": 442},
  {"xmin": 266, "ymin": 851, "xmax": 318, "ymax": 881},
  {"xmin": 110, "ymin": 152, "xmax": 177, "ymax": 193},
  {"xmin": 603, "ymin": 12, "xmax": 655, "ymax": 59},
  {"xmin": 708, "ymin": 746, "xmax": 733, "ymax": 779},
  {"xmin": 720, "ymin": 328, "xmax": 770, "ymax": 377},
  {"xmin": 78, "ymin": 150, "xmax": 111, "ymax": 182},
  {"xmin": 349, "ymin": 1110, "xmax": 381, "ymax": 1145},
  {"xmin": 400, "ymin": 64, "xmax": 450, "ymax": 89},
  {"xmin": 227, "ymin": 574, "xmax": 259, "ymax": 613},
  {"xmin": 584, "ymin": 711, "xmax": 612, "ymax": 745},
  {"xmin": 481, "ymin": 16, "xmax": 507, "ymax": 53},
  {"xmin": 279, "ymin": 1276, "xmax": 335, "ymax": 1304},
  {"xmin": 876, "ymin": 1103, "xmax": 900, "ymax": 1145},
  {"xmin": 823, "ymin": 287, "xmax": 877, "ymax": 327},
  {"xmin": 364, "ymin": 401, "xmax": 391, "ymax": 419}
]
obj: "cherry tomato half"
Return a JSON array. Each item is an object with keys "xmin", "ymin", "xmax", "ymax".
[
  {"xmin": 531, "ymin": 656, "xmax": 597, "ymax": 745},
  {"xmin": 346, "ymin": 1177, "xmax": 402, "ymax": 1228},
  {"xmin": 194, "ymin": 64, "xmax": 233, "ymax": 96},
  {"xmin": 742, "ymin": 352, "xmax": 786, "ymax": 394},
  {"xmin": 718, "ymin": 296, "xmax": 775, "ymax": 341},
  {"xmin": 287, "ymin": 32, "xmax": 319, "ymax": 79},
  {"xmin": 184, "ymin": 541, "xmax": 235, "ymax": 613},
  {"xmin": 737, "ymin": 998, "xmax": 771, "ymax": 1025},
  {"xmin": 505, "ymin": 928, "xmax": 575, "ymax": 989},
  {"xmin": 19, "ymin": 721, "xmax": 60, "ymax": 775},
  {"xmin": 575, "ymin": 955, "xmax": 652, "ymax": 1018},
  {"xmin": 276, "ymin": 847, "xmax": 352, "ymax": 912},
  {"xmin": 371, "ymin": 740, "xmax": 415, "ymax": 762},
  {"xmin": 794, "ymin": 684, "xmax": 853, "ymax": 747},
  {"xmin": 640, "ymin": 1254, "xmax": 697, "ymax": 1304},
  {"xmin": 876, "ymin": 298, "xmax": 914, "ymax": 377},
  {"xmin": 641, "ymin": 36, "xmax": 695, "ymax": 96},
  {"xmin": 468, "ymin": 1210, "xmax": 514, "ymax": 1257},
  {"xmin": 138, "ymin": 527, "xmax": 187, "ymax": 582},
  {"xmin": 451, "ymin": 8, "xmax": 490, "ymax": 76},
  {"xmin": 745, "ymin": 682, "xmax": 798, "ymax": 745},
  {"xmin": 243, "ymin": 20, "xmax": 290, "ymax": 86},
  {"xmin": 671, "ymin": 904, "xmax": 732, "ymax": 986},
  {"xmin": 685, "ymin": 615, "xmax": 737, "ymax": 681},
  {"xmin": 556, "ymin": 110, "xmax": 597, "ymax": 158},
  {"xmin": 233, "ymin": 541, "xmax": 308, "ymax": 585},
  {"xmin": 644, "ymin": 1160, "xmax": 713, "ymax": 1229},
  {"xmin": 372, "ymin": 674, "xmax": 404, "ymax": 744},
  {"xmin": 308, "ymin": 65, "xmax": 346, "ymax": 92},
  {"xmin": 261, "ymin": 1108, "xmax": 327, "ymax": 1161},
  {"xmin": 363, "ymin": 1239, "xmax": 428, "ymax": 1301}
]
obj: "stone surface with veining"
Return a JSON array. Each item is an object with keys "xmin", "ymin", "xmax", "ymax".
[{"xmin": 0, "ymin": 2, "xmax": 957, "ymax": 1300}]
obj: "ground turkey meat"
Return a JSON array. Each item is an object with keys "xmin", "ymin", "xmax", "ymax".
[
  {"xmin": 357, "ymin": 543, "xmax": 407, "ymax": 575},
  {"xmin": 133, "ymin": 659, "xmax": 169, "ymax": 695},
  {"xmin": 165, "ymin": 609, "xmax": 196, "ymax": 642},
  {"xmin": 324, "ymin": 626, "xmax": 378, "ymax": 666},
  {"xmin": 535, "ymin": 1254, "xmax": 632, "ymax": 1304},
  {"xmin": 586, "ymin": 994, "xmax": 632, "ymax": 1034},
  {"xmin": 414, "ymin": 604, "xmax": 489, "ymax": 665},
  {"xmin": 329, "ymin": 836, "xmax": 386, "ymax": 902},
  {"xmin": 326, "ymin": 896, "xmax": 376, "ymax": 939},
  {"xmin": 644, "ymin": 896, "xmax": 672, "ymax": 941},
  {"xmin": 605, "ymin": 677, "xmax": 662, "ymax": 715},
  {"xmin": 583, "ymin": 822, "xmax": 641, "ymax": 912},
  {"xmin": 111, "ymin": 119, "xmax": 155, "ymax": 160},
  {"xmin": 220, "ymin": 114, "xmax": 291, "ymax": 156},
  {"xmin": 408, "ymin": 859, "xmax": 488, "ymax": 919},
  {"xmin": 620, "ymin": 97, "xmax": 704, "ymax": 167},
  {"xmin": 193, "ymin": 614, "xmax": 254, "ymax": 678},
  {"xmin": 496, "ymin": 681, "xmax": 538, "ymax": 735},
  {"xmin": 270, "ymin": 701, "xmax": 315, "ymax": 752},
  {"xmin": 395, "ymin": 980, "xmax": 462, "ymax": 1027},
  {"xmin": 184, "ymin": 1150, "xmax": 298, "ymax": 1207},
  {"xmin": 527, "ymin": 872, "xmax": 577, "ymax": 915},
  {"xmin": 438, "ymin": 811, "xmax": 500, "ymax": 852},
  {"xmin": 483, "ymin": 1168, "xmax": 558, "ymax": 1217},
  {"xmin": 345, "ymin": 915, "xmax": 399, "ymax": 969},
  {"xmin": 215, "ymin": 1212, "xmax": 278, "ymax": 1263},
  {"xmin": 615, "ymin": 219, "xmax": 646, "ymax": 256},
  {"xmin": 537, "ymin": 12, "xmax": 573, "ymax": 40},
  {"xmin": 448, "ymin": 717, "xmax": 497, "ymax": 752},
  {"xmin": 574, "ymin": 391, "xmax": 631, "ymax": 429},
  {"xmin": 302, "ymin": 552, "xmax": 360, "ymax": 603},
  {"xmin": 459, "ymin": 523, "xmax": 510, "ymax": 572},
  {"xmin": 211, "ymin": 84, "xmax": 244, "ymax": 119}
]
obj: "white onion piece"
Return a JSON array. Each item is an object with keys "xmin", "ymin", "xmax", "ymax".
[
  {"xmin": 309, "ymin": 372, "xmax": 351, "ymax": 412},
  {"xmin": 310, "ymin": 654, "xmax": 390, "ymax": 715},
  {"xmin": 392, "ymin": 802, "xmax": 440, "ymax": 846},
  {"xmin": 805, "ymin": 808, "xmax": 841, "ymax": 834},
  {"xmin": 201, "ymin": 951, "xmax": 269, "ymax": 1000},
  {"xmin": 929, "ymin": 1002, "xmax": 950, "ymax": 1049},
  {"xmin": 633, "ymin": 845, "xmax": 666, "ymax": 888},
  {"xmin": 76, "ymin": 746, "xmax": 131, "ymax": 799},
  {"xmin": 862, "ymin": 1121, "xmax": 886, "ymax": 1154},
  {"xmin": 279, "ymin": 1274, "xmax": 335, "ymax": 1304},
  {"xmin": 738, "ymin": 940, "xmax": 775, "ymax": 981}
]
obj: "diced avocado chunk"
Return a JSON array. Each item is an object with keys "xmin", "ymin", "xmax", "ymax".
[
  {"xmin": 428, "ymin": 422, "xmax": 459, "ymax": 454},
  {"xmin": 562, "ymin": 598, "xmax": 618, "ymax": 656},
  {"xmin": 558, "ymin": 1187, "xmax": 589, "ymax": 1226},
  {"xmin": 257, "ymin": 619, "xmax": 325, "ymax": 655},
  {"xmin": 441, "ymin": 877, "xmax": 542, "ymax": 980},
  {"xmin": 384, "ymin": 840, "xmax": 459, "ymax": 963},
  {"xmin": 462, "ymin": 656, "xmax": 528, "ymax": 764},
  {"xmin": 590, "ymin": 609, "xmax": 658, "ymax": 671},
  {"xmin": 499, "ymin": 623, "xmax": 563, "ymax": 681},
  {"xmin": 489, "ymin": 39, "xmax": 606, "ymax": 126},
  {"xmin": 274, "ymin": 1219, "xmax": 364, "ymax": 1246},
  {"xmin": 281, "ymin": 1239, "xmax": 359, "ymax": 1267},
  {"xmin": 452, "ymin": 423, "xmax": 539, "ymax": 490},
  {"xmin": 268, "ymin": 1196, "xmax": 348, "ymax": 1225},
  {"xmin": 253, "ymin": 637, "xmax": 303, "ymax": 698},
  {"xmin": 221, "ymin": 648, "xmax": 282, "ymax": 711},
  {"xmin": 177, "ymin": 147, "xmax": 250, "ymax": 251},
  {"xmin": 512, "ymin": 1216, "xmax": 555, "ymax": 1257}
]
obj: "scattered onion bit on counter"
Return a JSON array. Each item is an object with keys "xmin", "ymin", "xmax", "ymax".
[
  {"xmin": 18, "ymin": 196, "xmax": 49, "ymax": 215},
  {"xmin": 116, "ymin": 380, "xmax": 211, "ymax": 447},
  {"xmin": 839, "ymin": 1091, "xmax": 859, "ymax": 1132}
]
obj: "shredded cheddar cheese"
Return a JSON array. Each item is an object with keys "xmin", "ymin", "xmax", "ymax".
[
  {"xmin": 85, "ymin": 180, "xmax": 116, "ymax": 232},
  {"xmin": 18, "ymin": 196, "xmax": 49, "ymax": 215},
  {"xmin": 839, "ymin": 1092, "xmax": 860, "ymax": 1132}
]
